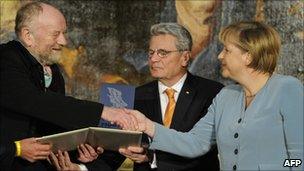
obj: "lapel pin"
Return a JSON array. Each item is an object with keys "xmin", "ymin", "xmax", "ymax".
[{"xmin": 186, "ymin": 91, "xmax": 190, "ymax": 94}]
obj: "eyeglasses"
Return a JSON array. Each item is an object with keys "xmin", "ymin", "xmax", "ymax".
[{"xmin": 148, "ymin": 49, "xmax": 182, "ymax": 58}]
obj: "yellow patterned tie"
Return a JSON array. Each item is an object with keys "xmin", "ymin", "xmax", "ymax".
[{"xmin": 163, "ymin": 88, "xmax": 176, "ymax": 127}]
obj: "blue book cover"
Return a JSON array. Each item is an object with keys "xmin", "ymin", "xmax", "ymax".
[{"xmin": 98, "ymin": 83, "xmax": 135, "ymax": 129}]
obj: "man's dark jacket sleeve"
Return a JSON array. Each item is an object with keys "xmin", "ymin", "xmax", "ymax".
[
  {"xmin": 0, "ymin": 41, "xmax": 102, "ymax": 131},
  {"xmin": 0, "ymin": 41, "xmax": 104, "ymax": 170},
  {"xmin": 0, "ymin": 142, "xmax": 16, "ymax": 169}
]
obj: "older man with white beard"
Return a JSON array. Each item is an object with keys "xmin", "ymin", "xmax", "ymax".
[{"xmin": 0, "ymin": 2, "xmax": 136, "ymax": 170}]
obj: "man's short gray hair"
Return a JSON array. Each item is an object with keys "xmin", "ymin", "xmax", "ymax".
[
  {"xmin": 15, "ymin": 2, "xmax": 43, "ymax": 38},
  {"xmin": 150, "ymin": 23, "xmax": 192, "ymax": 51}
]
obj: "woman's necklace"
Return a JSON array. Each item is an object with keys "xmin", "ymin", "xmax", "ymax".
[{"xmin": 245, "ymin": 94, "xmax": 256, "ymax": 98}]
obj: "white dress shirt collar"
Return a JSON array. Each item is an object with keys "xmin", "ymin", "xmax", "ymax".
[
  {"xmin": 158, "ymin": 73, "xmax": 187, "ymax": 96},
  {"xmin": 158, "ymin": 73, "xmax": 188, "ymax": 119}
]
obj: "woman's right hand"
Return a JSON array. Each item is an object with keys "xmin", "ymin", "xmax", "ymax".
[
  {"xmin": 124, "ymin": 109, "xmax": 155, "ymax": 137},
  {"xmin": 101, "ymin": 106, "xmax": 138, "ymax": 131}
]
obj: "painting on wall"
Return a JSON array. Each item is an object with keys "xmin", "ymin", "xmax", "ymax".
[{"xmin": 1, "ymin": 0, "xmax": 303, "ymax": 102}]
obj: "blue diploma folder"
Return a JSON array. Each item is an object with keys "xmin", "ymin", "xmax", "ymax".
[{"xmin": 98, "ymin": 83, "xmax": 135, "ymax": 128}]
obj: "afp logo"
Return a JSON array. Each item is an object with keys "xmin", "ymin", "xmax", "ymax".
[{"xmin": 283, "ymin": 159, "xmax": 302, "ymax": 167}]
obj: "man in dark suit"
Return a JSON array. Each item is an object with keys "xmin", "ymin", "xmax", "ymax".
[
  {"xmin": 119, "ymin": 23, "xmax": 223, "ymax": 170},
  {"xmin": 0, "ymin": 2, "xmax": 134, "ymax": 170}
]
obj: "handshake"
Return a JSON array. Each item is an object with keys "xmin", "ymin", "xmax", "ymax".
[
  {"xmin": 17, "ymin": 106, "xmax": 154, "ymax": 170},
  {"xmin": 101, "ymin": 106, "xmax": 155, "ymax": 136}
]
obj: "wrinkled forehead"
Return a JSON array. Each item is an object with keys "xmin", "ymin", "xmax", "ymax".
[
  {"xmin": 149, "ymin": 34, "xmax": 178, "ymax": 48},
  {"xmin": 34, "ymin": 4, "xmax": 66, "ymax": 28}
]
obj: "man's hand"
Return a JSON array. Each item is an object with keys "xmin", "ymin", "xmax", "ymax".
[
  {"xmin": 124, "ymin": 109, "xmax": 155, "ymax": 137},
  {"xmin": 119, "ymin": 146, "xmax": 148, "ymax": 163},
  {"xmin": 77, "ymin": 144, "xmax": 104, "ymax": 163},
  {"xmin": 101, "ymin": 106, "xmax": 138, "ymax": 130},
  {"xmin": 48, "ymin": 150, "xmax": 80, "ymax": 171},
  {"xmin": 19, "ymin": 137, "xmax": 51, "ymax": 163}
]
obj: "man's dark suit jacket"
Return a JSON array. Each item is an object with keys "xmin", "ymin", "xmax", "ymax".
[
  {"xmin": 0, "ymin": 142, "xmax": 15, "ymax": 169},
  {"xmin": 133, "ymin": 73, "xmax": 223, "ymax": 171},
  {"xmin": 0, "ymin": 40, "xmax": 111, "ymax": 171}
]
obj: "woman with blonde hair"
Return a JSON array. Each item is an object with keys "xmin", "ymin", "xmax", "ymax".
[{"xmin": 127, "ymin": 21, "xmax": 303, "ymax": 170}]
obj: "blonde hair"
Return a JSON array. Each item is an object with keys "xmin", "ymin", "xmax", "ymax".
[{"xmin": 219, "ymin": 21, "xmax": 281, "ymax": 74}]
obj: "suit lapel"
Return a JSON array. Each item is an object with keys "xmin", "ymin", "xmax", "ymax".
[
  {"xmin": 144, "ymin": 82, "xmax": 163, "ymax": 124},
  {"xmin": 170, "ymin": 73, "xmax": 197, "ymax": 129}
]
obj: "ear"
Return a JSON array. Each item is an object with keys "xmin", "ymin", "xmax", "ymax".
[
  {"xmin": 20, "ymin": 27, "xmax": 34, "ymax": 47},
  {"xmin": 181, "ymin": 51, "xmax": 191, "ymax": 67},
  {"xmin": 244, "ymin": 52, "xmax": 252, "ymax": 66}
]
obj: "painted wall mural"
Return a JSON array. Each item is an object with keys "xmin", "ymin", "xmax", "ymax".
[{"xmin": 1, "ymin": 0, "xmax": 303, "ymax": 102}]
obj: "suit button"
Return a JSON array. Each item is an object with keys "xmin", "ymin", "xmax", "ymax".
[
  {"xmin": 233, "ymin": 165, "xmax": 237, "ymax": 170},
  {"xmin": 234, "ymin": 133, "xmax": 239, "ymax": 138},
  {"xmin": 238, "ymin": 118, "xmax": 242, "ymax": 123},
  {"xmin": 234, "ymin": 149, "xmax": 238, "ymax": 155}
]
